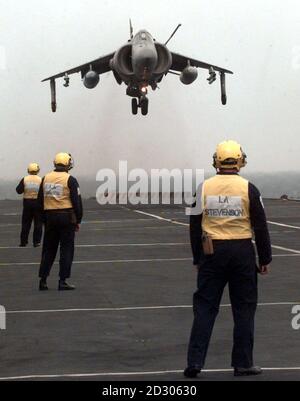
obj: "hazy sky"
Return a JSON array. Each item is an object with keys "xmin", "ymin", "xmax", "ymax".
[{"xmin": 1, "ymin": 0, "xmax": 300, "ymax": 181}]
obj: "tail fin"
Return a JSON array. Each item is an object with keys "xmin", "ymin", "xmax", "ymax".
[{"xmin": 129, "ymin": 19, "xmax": 134, "ymax": 40}]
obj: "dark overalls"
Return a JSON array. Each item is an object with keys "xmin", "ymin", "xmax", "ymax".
[
  {"xmin": 187, "ymin": 174, "xmax": 272, "ymax": 369},
  {"xmin": 37, "ymin": 172, "xmax": 83, "ymax": 281},
  {"xmin": 16, "ymin": 178, "xmax": 43, "ymax": 246},
  {"xmin": 21, "ymin": 200, "xmax": 43, "ymax": 246},
  {"xmin": 39, "ymin": 211, "xmax": 77, "ymax": 281},
  {"xmin": 188, "ymin": 240, "xmax": 258, "ymax": 368}
]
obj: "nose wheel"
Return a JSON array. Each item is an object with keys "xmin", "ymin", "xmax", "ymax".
[{"xmin": 131, "ymin": 96, "xmax": 149, "ymax": 116}]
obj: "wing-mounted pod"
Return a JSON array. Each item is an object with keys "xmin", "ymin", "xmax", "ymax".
[
  {"xmin": 110, "ymin": 44, "xmax": 135, "ymax": 82},
  {"xmin": 82, "ymin": 65, "xmax": 100, "ymax": 89},
  {"xmin": 180, "ymin": 60, "xmax": 198, "ymax": 85},
  {"xmin": 154, "ymin": 43, "xmax": 172, "ymax": 77}
]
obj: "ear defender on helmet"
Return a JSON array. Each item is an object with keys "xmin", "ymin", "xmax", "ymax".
[
  {"xmin": 213, "ymin": 152, "xmax": 218, "ymax": 169},
  {"xmin": 239, "ymin": 150, "xmax": 247, "ymax": 169},
  {"xmin": 54, "ymin": 153, "xmax": 74, "ymax": 171},
  {"xmin": 68, "ymin": 154, "xmax": 74, "ymax": 170}
]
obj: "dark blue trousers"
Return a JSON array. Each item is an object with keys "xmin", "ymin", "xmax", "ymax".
[
  {"xmin": 39, "ymin": 212, "xmax": 76, "ymax": 281},
  {"xmin": 187, "ymin": 240, "xmax": 258, "ymax": 369},
  {"xmin": 21, "ymin": 199, "xmax": 43, "ymax": 246}
]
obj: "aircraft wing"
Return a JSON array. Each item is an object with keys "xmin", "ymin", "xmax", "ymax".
[
  {"xmin": 42, "ymin": 52, "xmax": 115, "ymax": 82},
  {"xmin": 170, "ymin": 52, "xmax": 233, "ymax": 75}
]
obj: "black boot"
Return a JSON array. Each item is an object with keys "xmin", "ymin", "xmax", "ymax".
[
  {"xmin": 39, "ymin": 279, "xmax": 48, "ymax": 291},
  {"xmin": 33, "ymin": 243, "xmax": 41, "ymax": 248},
  {"xmin": 234, "ymin": 367, "xmax": 262, "ymax": 377},
  {"xmin": 59, "ymin": 280, "xmax": 75, "ymax": 291},
  {"xmin": 184, "ymin": 366, "xmax": 201, "ymax": 378}
]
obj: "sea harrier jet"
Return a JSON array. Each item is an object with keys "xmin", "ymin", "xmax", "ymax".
[{"xmin": 43, "ymin": 22, "xmax": 233, "ymax": 116}]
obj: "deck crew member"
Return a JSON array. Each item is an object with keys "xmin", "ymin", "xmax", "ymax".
[
  {"xmin": 16, "ymin": 163, "xmax": 43, "ymax": 247},
  {"xmin": 38, "ymin": 153, "xmax": 83, "ymax": 291},
  {"xmin": 184, "ymin": 140, "xmax": 272, "ymax": 378}
]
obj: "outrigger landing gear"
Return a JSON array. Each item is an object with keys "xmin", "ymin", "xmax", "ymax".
[{"xmin": 131, "ymin": 96, "xmax": 149, "ymax": 116}]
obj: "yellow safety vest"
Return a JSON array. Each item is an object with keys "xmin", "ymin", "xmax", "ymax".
[
  {"xmin": 24, "ymin": 175, "xmax": 42, "ymax": 200},
  {"xmin": 201, "ymin": 175, "xmax": 252, "ymax": 240},
  {"xmin": 43, "ymin": 171, "xmax": 73, "ymax": 210}
]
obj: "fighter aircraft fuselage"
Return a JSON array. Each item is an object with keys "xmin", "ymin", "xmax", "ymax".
[
  {"xmin": 131, "ymin": 31, "xmax": 159, "ymax": 81},
  {"xmin": 111, "ymin": 29, "xmax": 172, "ymax": 100}
]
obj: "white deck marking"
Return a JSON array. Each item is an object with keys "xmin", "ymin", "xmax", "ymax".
[
  {"xmin": 0, "ymin": 258, "xmax": 192, "ymax": 267},
  {"xmin": 269, "ymin": 230, "xmax": 297, "ymax": 234},
  {"xmin": 7, "ymin": 305, "xmax": 193, "ymax": 314},
  {"xmin": 134, "ymin": 210, "xmax": 300, "ymax": 254},
  {"xmin": 135, "ymin": 210, "xmax": 189, "ymax": 227},
  {"xmin": 2, "ymin": 213, "xmax": 20, "ymax": 216},
  {"xmin": 87, "ymin": 225, "xmax": 182, "ymax": 232},
  {"xmin": 0, "ymin": 243, "xmax": 189, "ymax": 250},
  {"xmin": 1, "ymin": 243, "xmax": 298, "ymax": 253},
  {"xmin": 83, "ymin": 218, "xmax": 157, "ymax": 224},
  {"xmin": 272, "ymin": 254, "xmax": 300, "ymax": 257},
  {"xmin": 1, "ymin": 367, "xmax": 300, "ymax": 380},
  {"xmin": 5, "ymin": 302, "xmax": 298, "ymax": 315},
  {"xmin": 0, "ymin": 223, "xmax": 21, "ymax": 227},
  {"xmin": 0, "ymin": 252, "xmax": 300, "ymax": 267},
  {"xmin": 269, "ymin": 244, "xmax": 300, "ymax": 254},
  {"xmin": 0, "ymin": 225, "xmax": 182, "ymax": 235},
  {"xmin": 0, "ymin": 218, "xmax": 158, "ymax": 228},
  {"xmin": 0, "ymin": 253, "xmax": 299, "ymax": 267},
  {"xmin": 268, "ymin": 221, "xmax": 300, "ymax": 230}
]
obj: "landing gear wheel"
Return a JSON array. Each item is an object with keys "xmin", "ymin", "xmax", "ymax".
[
  {"xmin": 141, "ymin": 97, "xmax": 149, "ymax": 116},
  {"xmin": 132, "ymin": 98, "xmax": 138, "ymax": 115}
]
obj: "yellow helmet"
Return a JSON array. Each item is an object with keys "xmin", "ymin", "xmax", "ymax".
[
  {"xmin": 54, "ymin": 153, "xmax": 74, "ymax": 170},
  {"xmin": 213, "ymin": 140, "xmax": 247, "ymax": 170},
  {"xmin": 28, "ymin": 163, "xmax": 40, "ymax": 174}
]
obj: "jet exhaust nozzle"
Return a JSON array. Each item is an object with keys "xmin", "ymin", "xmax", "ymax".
[
  {"xmin": 83, "ymin": 71, "xmax": 100, "ymax": 89},
  {"xmin": 180, "ymin": 66, "xmax": 198, "ymax": 85}
]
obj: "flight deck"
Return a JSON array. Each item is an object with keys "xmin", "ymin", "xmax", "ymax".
[{"xmin": 0, "ymin": 199, "xmax": 299, "ymax": 381}]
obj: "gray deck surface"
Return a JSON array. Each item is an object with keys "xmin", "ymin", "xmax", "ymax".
[{"xmin": 0, "ymin": 199, "xmax": 299, "ymax": 381}]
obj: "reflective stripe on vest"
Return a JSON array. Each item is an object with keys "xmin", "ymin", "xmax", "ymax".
[
  {"xmin": 43, "ymin": 171, "xmax": 72, "ymax": 210},
  {"xmin": 201, "ymin": 175, "xmax": 252, "ymax": 240},
  {"xmin": 24, "ymin": 175, "xmax": 42, "ymax": 200}
]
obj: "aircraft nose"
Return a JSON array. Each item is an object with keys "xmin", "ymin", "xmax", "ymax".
[
  {"xmin": 140, "ymin": 47, "xmax": 158, "ymax": 64},
  {"xmin": 132, "ymin": 45, "xmax": 158, "ymax": 78},
  {"xmin": 143, "ymin": 55, "xmax": 155, "ymax": 68}
]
